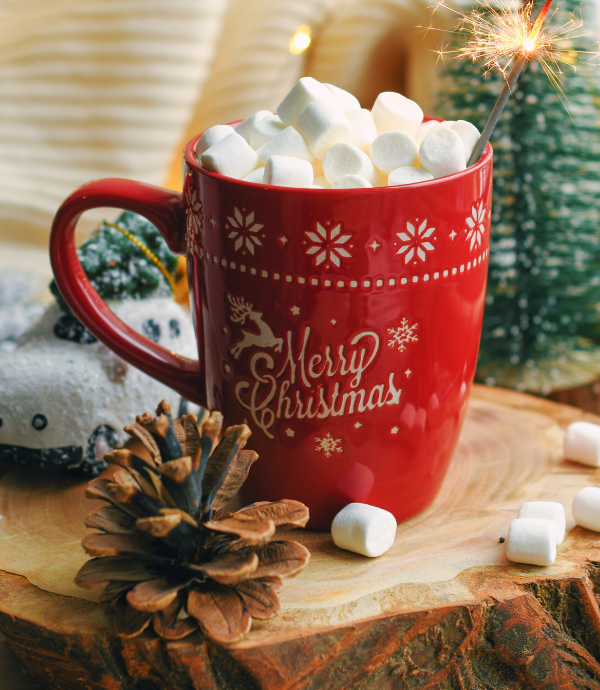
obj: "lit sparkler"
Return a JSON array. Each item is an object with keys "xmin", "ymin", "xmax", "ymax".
[{"xmin": 428, "ymin": 0, "xmax": 596, "ymax": 165}]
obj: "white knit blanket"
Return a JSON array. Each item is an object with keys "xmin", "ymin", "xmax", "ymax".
[{"xmin": 0, "ymin": 0, "xmax": 459, "ymax": 246}]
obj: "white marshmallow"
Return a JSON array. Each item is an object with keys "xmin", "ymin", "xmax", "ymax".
[
  {"xmin": 313, "ymin": 175, "xmax": 331, "ymax": 189},
  {"xmin": 256, "ymin": 126, "xmax": 314, "ymax": 164},
  {"xmin": 312, "ymin": 158, "xmax": 324, "ymax": 177},
  {"xmin": 419, "ymin": 127, "xmax": 466, "ymax": 178},
  {"xmin": 264, "ymin": 155, "xmax": 313, "ymax": 188},
  {"xmin": 332, "ymin": 174, "xmax": 373, "ymax": 189},
  {"xmin": 369, "ymin": 131, "xmax": 418, "ymax": 175},
  {"xmin": 345, "ymin": 108, "xmax": 378, "ymax": 153},
  {"xmin": 242, "ymin": 167, "xmax": 265, "ymax": 184},
  {"xmin": 296, "ymin": 99, "xmax": 352, "ymax": 159},
  {"xmin": 371, "ymin": 91, "xmax": 423, "ymax": 136},
  {"xmin": 312, "ymin": 184, "xmax": 326, "ymax": 189},
  {"xmin": 564, "ymin": 421, "xmax": 600, "ymax": 467},
  {"xmin": 249, "ymin": 114, "xmax": 286, "ymax": 150},
  {"xmin": 324, "ymin": 83, "xmax": 361, "ymax": 113},
  {"xmin": 388, "ymin": 166, "xmax": 434, "ymax": 186},
  {"xmin": 323, "ymin": 142, "xmax": 378, "ymax": 185},
  {"xmin": 414, "ymin": 120, "xmax": 441, "ymax": 145},
  {"xmin": 200, "ymin": 132, "xmax": 259, "ymax": 179},
  {"xmin": 572, "ymin": 487, "xmax": 600, "ymax": 532},
  {"xmin": 506, "ymin": 518, "xmax": 556, "ymax": 566},
  {"xmin": 234, "ymin": 110, "xmax": 272, "ymax": 143},
  {"xmin": 451, "ymin": 120, "xmax": 481, "ymax": 162},
  {"xmin": 196, "ymin": 125, "xmax": 236, "ymax": 156},
  {"xmin": 277, "ymin": 77, "xmax": 334, "ymax": 127},
  {"xmin": 331, "ymin": 503, "xmax": 397, "ymax": 557},
  {"xmin": 517, "ymin": 501, "xmax": 566, "ymax": 545}
]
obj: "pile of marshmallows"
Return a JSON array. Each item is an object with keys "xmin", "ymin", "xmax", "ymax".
[
  {"xmin": 197, "ymin": 77, "xmax": 480, "ymax": 190},
  {"xmin": 329, "ymin": 420, "xmax": 600, "ymax": 562}
]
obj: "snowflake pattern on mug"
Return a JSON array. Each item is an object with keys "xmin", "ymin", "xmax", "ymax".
[
  {"xmin": 396, "ymin": 220, "xmax": 435, "ymax": 263},
  {"xmin": 226, "ymin": 207, "xmax": 264, "ymax": 255},
  {"xmin": 315, "ymin": 432, "xmax": 343, "ymax": 457},
  {"xmin": 387, "ymin": 318, "xmax": 418, "ymax": 351},
  {"xmin": 185, "ymin": 186, "xmax": 203, "ymax": 256},
  {"xmin": 465, "ymin": 201, "xmax": 487, "ymax": 250},
  {"xmin": 305, "ymin": 223, "xmax": 353, "ymax": 268}
]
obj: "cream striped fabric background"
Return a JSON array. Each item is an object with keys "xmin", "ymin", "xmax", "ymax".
[{"xmin": 0, "ymin": 0, "xmax": 452, "ymax": 246}]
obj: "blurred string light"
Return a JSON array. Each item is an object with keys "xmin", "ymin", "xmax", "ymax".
[{"xmin": 289, "ymin": 25, "xmax": 312, "ymax": 55}]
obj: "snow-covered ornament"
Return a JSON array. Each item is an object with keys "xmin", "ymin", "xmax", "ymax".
[
  {"xmin": 0, "ymin": 300, "xmax": 198, "ymax": 476},
  {"xmin": 1, "ymin": 212, "xmax": 198, "ymax": 476}
]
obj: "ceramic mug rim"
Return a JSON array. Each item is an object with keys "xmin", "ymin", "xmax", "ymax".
[{"xmin": 183, "ymin": 124, "xmax": 493, "ymax": 193}]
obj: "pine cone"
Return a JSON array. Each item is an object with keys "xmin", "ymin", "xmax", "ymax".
[{"xmin": 75, "ymin": 401, "xmax": 310, "ymax": 644}]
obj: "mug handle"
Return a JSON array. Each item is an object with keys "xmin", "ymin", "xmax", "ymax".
[{"xmin": 49, "ymin": 178, "xmax": 206, "ymax": 406}]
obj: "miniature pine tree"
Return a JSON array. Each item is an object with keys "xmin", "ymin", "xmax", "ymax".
[
  {"xmin": 436, "ymin": 0, "xmax": 600, "ymax": 394},
  {"xmin": 51, "ymin": 211, "xmax": 178, "ymax": 312}
]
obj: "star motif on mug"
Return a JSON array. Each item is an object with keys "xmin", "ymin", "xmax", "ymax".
[
  {"xmin": 396, "ymin": 219, "xmax": 435, "ymax": 264},
  {"xmin": 304, "ymin": 223, "xmax": 353, "ymax": 268},
  {"xmin": 465, "ymin": 201, "xmax": 487, "ymax": 251},
  {"xmin": 226, "ymin": 207, "xmax": 264, "ymax": 255}
]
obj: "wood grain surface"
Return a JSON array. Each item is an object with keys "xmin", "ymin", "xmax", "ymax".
[{"xmin": 3, "ymin": 385, "xmax": 600, "ymax": 689}]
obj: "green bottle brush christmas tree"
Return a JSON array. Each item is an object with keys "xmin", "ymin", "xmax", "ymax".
[
  {"xmin": 437, "ymin": 0, "xmax": 600, "ymax": 394},
  {"xmin": 51, "ymin": 211, "xmax": 178, "ymax": 313}
]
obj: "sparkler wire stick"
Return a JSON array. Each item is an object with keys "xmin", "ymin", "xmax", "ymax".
[{"xmin": 467, "ymin": 0, "xmax": 555, "ymax": 166}]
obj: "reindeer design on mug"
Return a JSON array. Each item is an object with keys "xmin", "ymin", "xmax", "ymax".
[{"xmin": 228, "ymin": 294, "xmax": 284, "ymax": 359}]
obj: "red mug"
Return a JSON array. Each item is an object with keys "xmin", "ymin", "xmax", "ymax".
[{"xmin": 50, "ymin": 131, "xmax": 493, "ymax": 530}]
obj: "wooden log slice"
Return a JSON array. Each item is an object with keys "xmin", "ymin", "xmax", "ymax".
[{"xmin": 3, "ymin": 385, "xmax": 600, "ymax": 689}]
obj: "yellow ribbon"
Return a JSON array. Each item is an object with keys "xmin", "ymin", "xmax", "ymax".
[{"xmin": 103, "ymin": 220, "xmax": 177, "ymax": 294}]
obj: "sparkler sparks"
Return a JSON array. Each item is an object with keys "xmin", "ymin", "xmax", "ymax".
[
  {"xmin": 427, "ymin": 0, "xmax": 599, "ymax": 165},
  {"xmin": 433, "ymin": 0, "xmax": 590, "ymax": 83}
]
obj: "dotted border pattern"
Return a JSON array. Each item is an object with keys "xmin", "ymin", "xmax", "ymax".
[{"xmin": 196, "ymin": 247, "xmax": 489, "ymax": 292}]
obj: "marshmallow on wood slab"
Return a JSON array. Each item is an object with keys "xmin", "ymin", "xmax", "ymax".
[
  {"xmin": 196, "ymin": 124, "xmax": 236, "ymax": 156},
  {"xmin": 277, "ymin": 77, "xmax": 334, "ymax": 127},
  {"xmin": 572, "ymin": 487, "xmax": 600, "ymax": 532},
  {"xmin": 200, "ymin": 132, "xmax": 259, "ymax": 179},
  {"xmin": 242, "ymin": 167, "xmax": 265, "ymax": 184},
  {"xmin": 323, "ymin": 142, "xmax": 378, "ymax": 185},
  {"xmin": 325, "ymin": 83, "xmax": 360, "ymax": 113},
  {"xmin": 564, "ymin": 421, "xmax": 600, "ymax": 467},
  {"xmin": 419, "ymin": 127, "xmax": 466, "ymax": 178},
  {"xmin": 296, "ymin": 99, "xmax": 352, "ymax": 159},
  {"xmin": 332, "ymin": 174, "xmax": 373, "ymax": 189},
  {"xmin": 451, "ymin": 120, "xmax": 481, "ymax": 163},
  {"xmin": 264, "ymin": 155, "xmax": 313, "ymax": 188},
  {"xmin": 234, "ymin": 110, "xmax": 272, "ymax": 143},
  {"xmin": 371, "ymin": 91, "xmax": 423, "ymax": 136},
  {"xmin": 369, "ymin": 131, "xmax": 418, "ymax": 175},
  {"xmin": 517, "ymin": 501, "xmax": 566, "ymax": 545},
  {"xmin": 256, "ymin": 126, "xmax": 314, "ymax": 165},
  {"xmin": 506, "ymin": 518, "xmax": 556, "ymax": 566},
  {"xmin": 331, "ymin": 503, "xmax": 397, "ymax": 557},
  {"xmin": 250, "ymin": 114, "xmax": 286, "ymax": 150},
  {"xmin": 388, "ymin": 166, "xmax": 433, "ymax": 186},
  {"xmin": 345, "ymin": 108, "xmax": 378, "ymax": 153}
]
